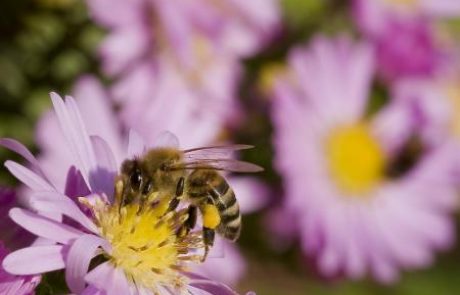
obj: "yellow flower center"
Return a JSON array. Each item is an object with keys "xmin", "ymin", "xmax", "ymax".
[
  {"xmin": 325, "ymin": 123, "xmax": 385, "ymax": 196},
  {"xmin": 86, "ymin": 195, "xmax": 203, "ymax": 293}
]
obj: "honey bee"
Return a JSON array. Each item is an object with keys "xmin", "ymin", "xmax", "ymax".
[{"xmin": 115, "ymin": 133, "xmax": 263, "ymax": 260}]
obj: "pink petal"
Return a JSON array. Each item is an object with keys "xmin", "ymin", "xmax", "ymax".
[
  {"xmin": 9, "ymin": 208, "xmax": 84, "ymax": 244},
  {"xmin": 87, "ymin": 0, "xmax": 144, "ymax": 28},
  {"xmin": 127, "ymin": 129, "xmax": 146, "ymax": 158},
  {"xmin": 50, "ymin": 93, "xmax": 97, "ymax": 190},
  {"xmin": 152, "ymin": 131, "xmax": 180, "ymax": 148},
  {"xmin": 4, "ymin": 161, "xmax": 54, "ymax": 191},
  {"xmin": 85, "ymin": 262, "xmax": 130, "ymax": 295},
  {"xmin": 187, "ymin": 276, "xmax": 238, "ymax": 295},
  {"xmin": 153, "ymin": 1, "xmax": 193, "ymax": 67},
  {"xmin": 29, "ymin": 192, "xmax": 97, "ymax": 233},
  {"xmin": 81, "ymin": 285, "xmax": 106, "ymax": 295},
  {"xmin": 227, "ymin": 177, "xmax": 269, "ymax": 214},
  {"xmin": 72, "ymin": 76, "xmax": 125, "ymax": 163},
  {"xmin": 66, "ymin": 234, "xmax": 109, "ymax": 294},
  {"xmin": 90, "ymin": 135, "xmax": 117, "ymax": 197},
  {"xmin": 99, "ymin": 24, "xmax": 149, "ymax": 75},
  {"xmin": 3, "ymin": 245, "xmax": 65, "ymax": 275},
  {"xmin": 0, "ymin": 138, "xmax": 46, "ymax": 178},
  {"xmin": 194, "ymin": 242, "xmax": 245, "ymax": 285}
]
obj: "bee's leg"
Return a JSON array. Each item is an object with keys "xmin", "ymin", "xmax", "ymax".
[
  {"xmin": 199, "ymin": 198, "xmax": 221, "ymax": 262},
  {"xmin": 202, "ymin": 227, "xmax": 215, "ymax": 262},
  {"xmin": 176, "ymin": 177, "xmax": 185, "ymax": 197},
  {"xmin": 167, "ymin": 177, "xmax": 185, "ymax": 212},
  {"xmin": 177, "ymin": 205, "xmax": 197, "ymax": 238},
  {"xmin": 114, "ymin": 176, "xmax": 124, "ymax": 206}
]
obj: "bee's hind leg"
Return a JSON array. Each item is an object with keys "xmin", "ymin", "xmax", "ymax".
[
  {"xmin": 177, "ymin": 205, "xmax": 197, "ymax": 238},
  {"xmin": 199, "ymin": 199, "xmax": 221, "ymax": 262},
  {"xmin": 202, "ymin": 227, "xmax": 215, "ymax": 262}
]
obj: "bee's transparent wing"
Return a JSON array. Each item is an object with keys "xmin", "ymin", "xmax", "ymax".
[
  {"xmin": 152, "ymin": 131, "xmax": 180, "ymax": 148},
  {"xmin": 183, "ymin": 144, "xmax": 254, "ymax": 160},
  {"xmin": 171, "ymin": 158, "xmax": 263, "ymax": 173}
]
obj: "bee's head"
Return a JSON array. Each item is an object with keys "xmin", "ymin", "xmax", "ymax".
[{"xmin": 120, "ymin": 159, "xmax": 155, "ymax": 200}]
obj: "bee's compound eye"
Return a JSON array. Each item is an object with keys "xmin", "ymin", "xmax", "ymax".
[
  {"xmin": 130, "ymin": 169, "xmax": 142, "ymax": 191},
  {"xmin": 142, "ymin": 180, "xmax": 153, "ymax": 195}
]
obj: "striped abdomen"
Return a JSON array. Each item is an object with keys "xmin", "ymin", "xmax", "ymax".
[
  {"xmin": 210, "ymin": 179, "xmax": 241, "ymax": 241},
  {"xmin": 187, "ymin": 170, "xmax": 242, "ymax": 241}
]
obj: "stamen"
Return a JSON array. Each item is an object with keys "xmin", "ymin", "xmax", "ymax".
[{"xmin": 85, "ymin": 194, "xmax": 207, "ymax": 292}]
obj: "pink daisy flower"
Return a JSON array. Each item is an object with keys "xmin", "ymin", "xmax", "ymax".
[
  {"xmin": 34, "ymin": 76, "xmax": 269, "ymax": 286},
  {"xmin": 272, "ymin": 36, "xmax": 458, "ymax": 282},
  {"xmin": 1, "ymin": 93, "xmax": 247, "ymax": 294},
  {"xmin": 85, "ymin": 0, "xmax": 280, "ymax": 127},
  {"xmin": 87, "ymin": 0, "xmax": 280, "ymax": 75}
]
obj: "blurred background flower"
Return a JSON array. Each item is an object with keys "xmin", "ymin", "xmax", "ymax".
[
  {"xmin": 2, "ymin": 0, "xmax": 460, "ymax": 294},
  {"xmin": 272, "ymin": 36, "xmax": 458, "ymax": 283}
]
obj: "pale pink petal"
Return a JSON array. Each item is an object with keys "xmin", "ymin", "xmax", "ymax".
[
  {"xmin": 73, "ymin": 76, "xmax": 125, "ymax": 163},
  {"xmin": 99, "ymin": 24, "xmax": 150, "ymax": 75},
  {"xmin": 371, "ymin": 100, "xmax": 414, "ymax": 154},
  {"xmin": 81, "ymin": 285, "xmax": 106, "ymax": 295},
  {"xmin": 152, "ymin": 131, "xmax": 180, "ymax": 148},
  {"xmin": 9, "ymin": 208, "xmax": 84, "ymax": 244},
  {"xmin": 85, "ymin": 262, "xmax": 130, "ymax": 295},
  {"xmin": 29, "ymin": 192, "xmax": 97, "ymax": 233},
  {"xmin": 50, "ymin": 93, "xmax": 97, "ymax": 190},
  {"xmin": 194, "ymin": 242, "xmax": 245, "ymax": 285},
  {"xmin": 86, "ymin": 0, "xmax": 144, "ymax": 28},
  {"xmin": 127, "ymin": 129, "xmax": 146, "ymax": 158},
  {"xmin": 421, "ymin": 0, "xmax": 460, "ymax": 17},
  {"xmin": 227, "ymin": 177, "xmax": 269, "ymax": 214},
  {"xmin": 66, "ymin": 234, "xmax": 109, "ymax": 294},
  {"xmin": 187, "ymin": 276, "xmax": 238, "ymax": 295},
  {"xmin": 153, "ymin": 1, "xmax": 193, "ymax": 67},
  {"xmin": 4, "ymin": 161, "xmax": 54, "ymax": 191},
  {"xmin": 90, "ymin": 136, "xmax": 117, "ymax": 197},
  {"xmin": 3, "ymin": 245, "xmax": 65, "ymax": 275},
  {"xmin": 0, "ymin": 138, "xmax": 46, "ymax": 178}
]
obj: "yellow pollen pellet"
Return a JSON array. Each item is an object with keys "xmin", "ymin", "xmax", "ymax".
[{"xmin": 201, "ymin": 204, "xmax": 221, "ymax": 229}]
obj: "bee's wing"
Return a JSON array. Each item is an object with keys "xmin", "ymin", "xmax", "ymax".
[
  {"xmin": 183, "ymin": 144, "xmax": 254, "ymax": 160},
  {"xmin": 152, "ymin": 131, "xmax": 180, "ymax": 148},
  {"xmin": 171, "ymin": 158, "xmax": 263, "ymax": 173}
]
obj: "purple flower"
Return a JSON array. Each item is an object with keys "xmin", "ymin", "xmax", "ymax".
[
  {"xmin": 2, "ymin": 93, "xmax": 247, "ymax": 294},
  {"xmin": 0, "ymin": 241, "xmax": 40, "ymax": 295},
  {"xmin": 373, "ymin": 19, "xmax": 448, "ymax": 81},
  {"xmin": 353, "ymin": 0, "xmax": 460, "ymax": 35},
  {"xmin": 353, "ymin": 0, "xmax": 458, "ymax": 82},
  {"xmin": 271, "ymin": 36, "xmax": 458, "ymax": 283},
  {"xmin": 34, "ymin": 76, "xmax": 269, "ymax": 286},
  {"xmin": 0, "ymin": 187, "xmax": 34, "ymax": 250}
]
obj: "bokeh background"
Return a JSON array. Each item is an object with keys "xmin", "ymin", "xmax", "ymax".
[{"xmin": 2, "ymin": 0, "xmax": 460, "ymax": 294}]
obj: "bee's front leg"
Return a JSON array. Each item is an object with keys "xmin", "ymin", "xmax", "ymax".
[{"xmin": 167, "ymin": 177, "xmax": 185, "ymax": 212}]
